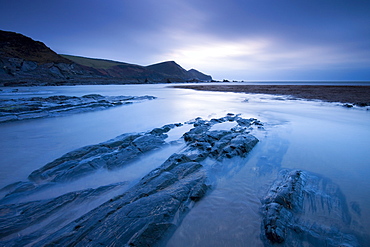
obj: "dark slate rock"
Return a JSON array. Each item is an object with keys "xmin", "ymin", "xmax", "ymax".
[
  {"xmin": 261, "ymin": 169, "xmax": 360, "ymax": 247},
  {"xmin": 343, "ymin": 103, "xmax": 354, "ymax": 108},
  {"xmin": 0, "ymin": 181, "xmax": 35, "ymax": 196},
  {"xmin": 0, "ymin": 183, "xmax": 125, "ymax": 240},
  {"xmin": 0, "ymin": 114, "xmax": 262, "ymax": 246},
  {"xmin": 182, "ymin": 116, "xmax": 260, "ymax": 161},
  {"xmin": 262, "ymin": 170, "xmax": 305, "ymax": 243},
  {"xmin": 0, "ymin": 94, "xmax": 156, "ymax": 123},
  {"xmin": 81, "ymin": 94, "xmax": 106, "ymax": 99},
  {"xmin": 132, "ymin": 134, "xmax": 167, "ymax": 153},
  {"xmin": 149, "ymin": 123, "xmax": 182, "ymax": 136},
  {"xmin": 2, "ymin": 131, "xmax": 167, "ymax": 202},
  {"xmin": 217, "ymin": 134, "xmax": 258, "ymax": 159},
  {"xmin": 103, "ymin": 145, "xmax": 141, "ymax": 170},
  {"xmin": 27, "ymin": 154, "xmax": 209, "ymax": 247}
]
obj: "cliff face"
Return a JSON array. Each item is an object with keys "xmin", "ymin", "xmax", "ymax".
[
  {"xmin": 187, "ymin": 68, "xmax": 213, "ymax": 81},
  {"xmin": 0, "ymin": 30, "xmax": 71, "ymax": 64},
  {"xmin": 146, "ymin": 61, "xmax": 211, "ymax": 82},
  {"xmin": 0, "ymin": 31, "xmax": 107, "ymax": 85},
  {"xmin": 0, "ymin": 30, "xmax": 212, "ymax": 86}
]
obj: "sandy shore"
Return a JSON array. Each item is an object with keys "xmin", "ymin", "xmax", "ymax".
[{"xmin": 173, "ymin": 84, "xmax": 370, "ymax": 106}]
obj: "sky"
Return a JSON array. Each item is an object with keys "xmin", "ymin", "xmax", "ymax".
[{"xmin": 1, "ymin": 0, "xmax": 370, "ymax": 81}]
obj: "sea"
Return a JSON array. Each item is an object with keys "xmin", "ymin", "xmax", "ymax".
[{"xmin": 0, "ymin": 82, "xmax": 369, "ymax": 246}]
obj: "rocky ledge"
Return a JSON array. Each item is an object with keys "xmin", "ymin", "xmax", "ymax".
[
  {"xmin": 0, "ymin": 114, "xmax": 261, "ymax": 246},
  {"xmin": 0, "ymin": 94, "xmax": 156, "ymax": 123},
  {"xmin": 261, "ymin": 169, "xmax": 361, "ymax": 246}
]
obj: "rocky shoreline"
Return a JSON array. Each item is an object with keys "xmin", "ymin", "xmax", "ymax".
[
  {"xmin": 0, "ymin": 112, "xmax": 364, "ymax": 246},
  {"xmin": 173, "ymin": 84, "xmax": 370, "ymax": 107},
  {"xmin": 0, "ymin": 94, "xmax": 156, "ymax": 123},
  {"xmin": 0, "ymin": 114, "xmax": 261, "ymax": 246}
]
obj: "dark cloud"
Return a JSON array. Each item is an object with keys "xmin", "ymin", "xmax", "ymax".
[{"xmin": 1, "ymin": 0, "xmax": 369, "ymax": 80}]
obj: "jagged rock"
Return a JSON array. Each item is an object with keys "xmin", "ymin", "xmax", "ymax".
[
  {"xmin": 0, "ymin": 114, "xmax": 261, "ymax": 246},
  {"xmin": 0, "ymin": 94, "xmax": 156, "ymax": 123},
  {"xmin": 0, "ymin": 183, "xmax": 125, "ymax": 240},
  {"xmin": 150, "ymin": 123, "xmax": 183, "ymax": 136},
  {"xmin": 15, "ymin": 155, "xmax": 209, "ymax": 247},
  {"xmin": 343, "ymin": 103, "xmax": 354, "ymax": 108},
  {"xmin": 182, "ymin": 116, "xmax": 260, "ymax": 161},
  {"xmin": 21, "ymin": 60, "xmax": 38, "ymax": 71},
  {"xmin": 1, "ymin": 127, "xmax": 175, "ymax": 203},
  {"xmin": 261, "ymin": 169, "xmax": 360, "ymax": 246},
  {"xmin": 262, "ymin": 170, "xmax": 305, "ymax": 243}
]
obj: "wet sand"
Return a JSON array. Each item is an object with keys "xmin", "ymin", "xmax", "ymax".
[{"xmin": 173, "ymin": 84, "xmax": 370, "ymax": 106}]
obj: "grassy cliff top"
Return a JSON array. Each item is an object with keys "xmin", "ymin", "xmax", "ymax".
[{"xmin": 60, "ymin": 54, "xmax": 129, "ymax": 69}]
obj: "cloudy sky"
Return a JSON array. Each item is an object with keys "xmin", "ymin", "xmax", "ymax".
[{"xmin": 1, "ymin": 0, "xmax": 369, "ymax": 80}]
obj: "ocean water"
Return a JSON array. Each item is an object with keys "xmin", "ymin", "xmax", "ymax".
[{"xmin": 0, "ymin": 83, "xmax": 369, "ymax": 246}]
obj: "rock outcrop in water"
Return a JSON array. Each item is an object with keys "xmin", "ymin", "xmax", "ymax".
[
  {"xmin": 0, "ymin": 94, "xmax": 156, "ymax": 123},
  {"xmin": 0, "ymin": 182, "xmax": 127, "ymax": 241},
  {"xmin": 0, "ymin": 123, "xmax": 180, "ymax": 204},
  {"xmin": 0, "ymin": 114, "xmax": 261, "ymax": 246},
  {"xmin": 261, "ymin": 169, "xmax": 361, "ymax": 246}
]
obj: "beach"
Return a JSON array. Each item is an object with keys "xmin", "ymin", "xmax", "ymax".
[{"xmin": 173, "ymin": 84, "xmax": 370, "ymax": 106}]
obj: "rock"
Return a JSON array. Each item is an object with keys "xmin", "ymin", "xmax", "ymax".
[
  {"xmin": 150, "ymin": 123, "xmax": 183, "ymax": 136},
  {"xmin": 177, "ymin": 116, "xmax": 261, "ymax": 174},
  {"xmin": 49, "ymin": 65, "xmax": 64, "ymax": 78},
  {"xmin": 1, "ymin": 133, "xmax": 169, "ymax": 202},
  {"xmin": 261, "ymin": 169, "xmax": 360, "ymax": 246},
  {"xmin": 21, "ymin": 61, "xmax": 38, "ymax": 72},
  {"xmin": 0, "ymin": 183, "xmax": 125, "ymax": 246},
  {"xmin": 0, "ymin": 114, "xmax": 261, "ymax": 246},
  {"xmin": 182, "ymin": 116, "xmax": 259, "ymax": 161},
  {"xmin": 1, "ymin": 121, "xmax": 186, "ymax": 202},
  {"xmin": 0, "ymin": 183, "xmax": 127, "ymax": 244},
  {"xmin": 24, "ymin": 154, "xmax": 209, "ymax": 246},
  {"xmin": 343, "ymin": 103, "xmax": 354, "ymax": 108},
  {"xmin": 0, "ymin": 94, "xmax": 156, "ymax": 123},
  {"xmin": 132, "ymin": 134, "xmax": 167, "ymax": 153},
  {"xmin": 81, "ymin": 94, "xmax": 105, "ymax": 99},
  {"xmin": 262, "ymin": 170, "xmax": 305, "ymax": 243},
  {"xmin": 354, "ymin": 102, "xmax": 369, "ymax": 107}
]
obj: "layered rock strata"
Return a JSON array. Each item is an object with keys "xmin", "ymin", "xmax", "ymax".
[
  {"xmin": 261, "ymin": 169, "xmax": 361, "ymax": 246},
  {"xmin": 0, "ymin": 114, "xmax": 260, "ymax": 246},
  {"xmin": 0, "ymin": 94, "xmax": 156, "ymax": 123}
]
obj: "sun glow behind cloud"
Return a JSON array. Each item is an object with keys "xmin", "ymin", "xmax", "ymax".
[
  {"xmin": 159, "ymin": 33, "xmax": 370, "ymax": 80},
  {"xmin": 167, "ymin": 38, "xmax": 269, "ymax": 69}
]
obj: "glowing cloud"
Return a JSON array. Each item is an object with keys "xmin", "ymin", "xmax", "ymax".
[{"xmin": 158, "ymin": 33, "xmax": 370, "ymax": 80}]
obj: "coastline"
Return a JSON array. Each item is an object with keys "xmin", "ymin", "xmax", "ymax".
[{"xmin": 172, "ymin": 84, "xmax": 370, "ymax": 106}]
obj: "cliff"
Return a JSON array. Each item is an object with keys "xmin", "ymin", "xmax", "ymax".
[{"xmin": 0, "ymin": 30, "xmax": 212, "ymax": 86}]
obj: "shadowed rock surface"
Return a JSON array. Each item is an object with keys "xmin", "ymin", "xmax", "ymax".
[
  {"xmin": 29, "ymin": 155, "xmax": 208, "ymax": 247},
  {"xmin": 0, "ymin": 183, "xmax": 126, "ymax": 241},
  {"xmin": 0, "ymin": 114, "xmax": 260, "ymax": 246},
  {"xmin": 0, "ymin": 123, "xmax": 180, "ymax": 204},
  {"xmin": 261, "ymin": 169, "xmax": 361, "ymax": 247},
  {"xmin": 182, "ymin": 116, "xmax": 259, "ymax": 161},
  {"xmin": 0, "ymin": 94, "xmax": 156, "ymax": 123}
]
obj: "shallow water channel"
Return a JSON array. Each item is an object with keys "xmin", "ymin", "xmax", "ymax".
[{"xmin": 0, "ymin": 83, "xmax": 369, "ymax": 246}]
